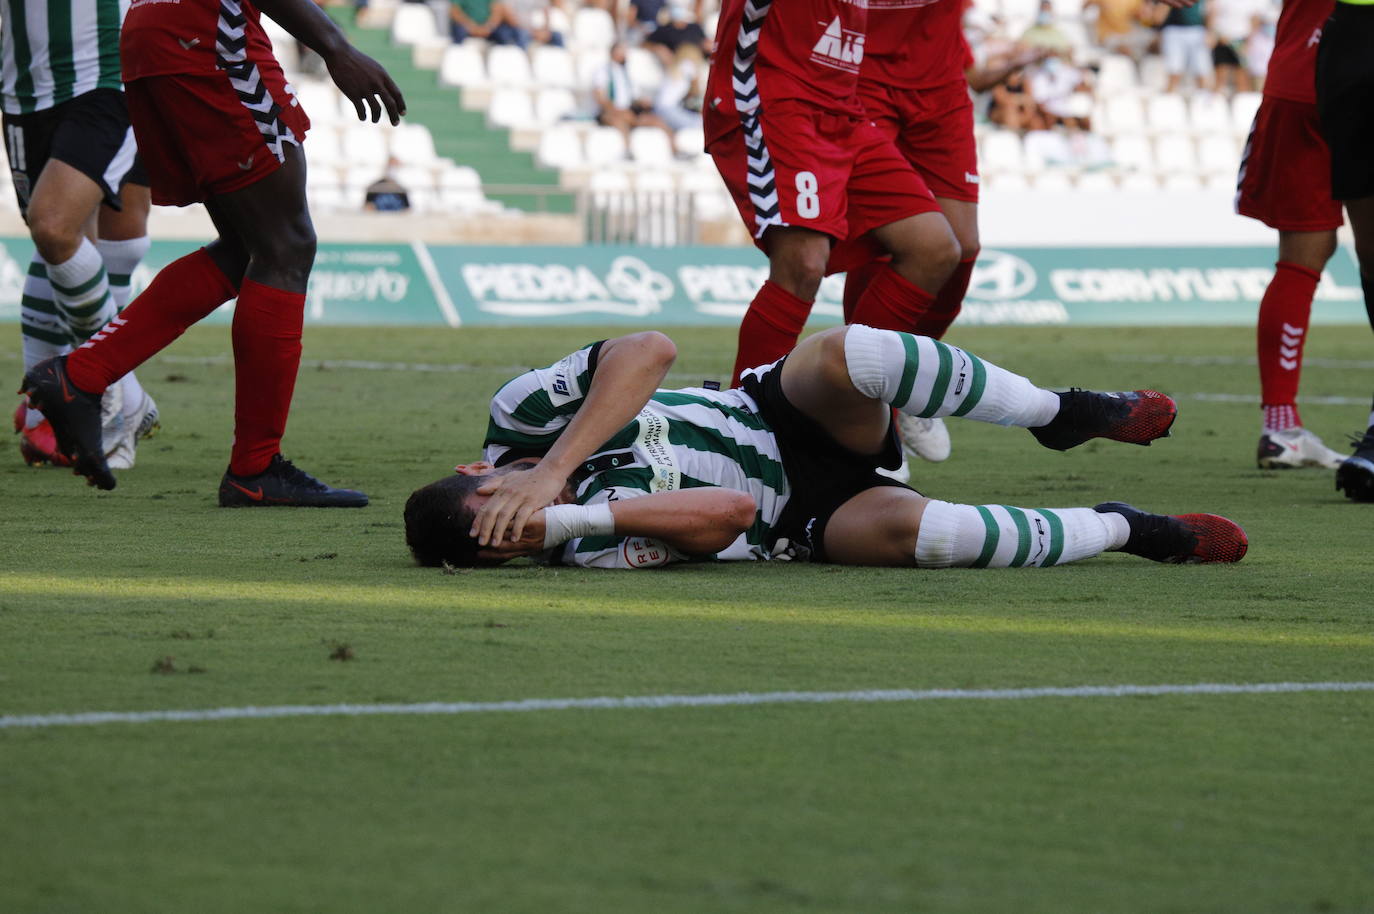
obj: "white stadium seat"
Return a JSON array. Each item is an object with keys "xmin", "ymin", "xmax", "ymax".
[
  {"xmin": 531, "ymin": 45, "xmax": 577, "ymax": 91},
  {"xmin": 390, "ymin": 4, "xmax": 440, "ymax": 45},
  {"xmin": 1032, "ymin": 170, "xmax": 1074, "ymax": 192},
  {"xmin": 1074, "ymin": 171, "xmax": 1117, "ymax": 191},
  {"xmin": 1119, "ymin": 171, "xmax": 1160, "ymax": 191},
  {"xmin": 1102, "ymin": 94, "xmax": 1146, "ymax": 135},
  {"xmin": 390, "ymin": 123, "xmax": 438, "ymax": 167},
  {"xmin": 589, "ymin": 169, "xmax": 632, "ymax": 193},
  {"xmin": 1110, "ymin": 134, "xmax": 1152, "ymax": 172},
  {"xmin": 438, "ymin": 44, "xmax": 487, "ymax": 89},
  {"xmin": 985, "ymin": 172, "xmax": 1031, "ymax": 192},
  {"xmin": 294, "ymin": 82, "xmax": 344, "ymax": 126},
  {"xmin": 1162, "ymin": 173, "xmax": 1203, "ymax": 191},
  {"xmin": 628, "ymin": 126, "xmax": 675, "ymax": 166},
  {"xmin": 980, "ymin": 129, "xmax": 1025, "ymax": 174},
  {"xmin": 486, "ymin": 45, "xmax": 533, "ymax": 88},
  {"xmin": 1153, "ymin": 133, "xmax": 1197, "ymax": 172},
  {"xmin": 305, "ymin": 126, "xmax": 344, "ymax": 167},
  {"xmin": 674, "ymin": 125, "xmax": 705, "ymax": 158},
  {"xmin": 342, "ymin": 124, "xmax": 389, "ymax": 168},
  {"xmin": 626, "ymin": 47, "xmax": 665, "ymax": 94},
  {"xmin": 634, "ymin": 170, "xmax": 677, "ymax": 193},
  {"xmin": 1196, "ymin": 134, "xmax": 1239, "ymax": 175},
  {"xmin": 1189, "ymin": 92, "xmax": 1232, "ymax": 135},
  {"xmin": 1146, "ymin": 94, "xmax": 1189, "ymax": 134},
  {"xmin": 534, "ymin": 87, "xmax": 579, "ymax": 126},
  {"xmin": 537, "ymin": 124, "xmax": 586, "ymax": 170},
  {"xmin": 1096, "ymin": 55, "xmax": 1138, "ymax": 95},
  {"xmin": 584, "ymin": 126, "xmax": 628, "ymax": 165},
  {"xmin": 572, "ymin": 7, "xmax": 616, "ymax": 51},
  {"xmin": 1231, "ymin": 92, "xmax": 1263, "ymax": 136},
  {"xmin": 486, "ymin": 88, "xmax": 536, "ymax": 130},
  {"xmin": 1138, "ymin": 55, "xmax": 1167, "ymax": 92}
]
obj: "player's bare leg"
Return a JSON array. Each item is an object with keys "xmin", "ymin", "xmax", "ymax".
[{"xmin": 729, "ymin": 226, "xmax": 830, "ymax": 384}]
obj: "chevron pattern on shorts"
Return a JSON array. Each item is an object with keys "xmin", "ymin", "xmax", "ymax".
[
  {"xmin": 215, "ymin": 0, "xmax": 297, "ymax": 163},
  {"xmin": 731, "ymin": 0, "xmax": 782, "ymax": 237}
]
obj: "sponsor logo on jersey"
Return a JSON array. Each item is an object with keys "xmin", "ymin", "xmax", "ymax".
[
  {"xmin": 547, "ymin": 353, "xmax": 581, "ymax": 406},
  {"xmin": 810, "ymin": 18, "xmax": 865, "ymax": 73}
]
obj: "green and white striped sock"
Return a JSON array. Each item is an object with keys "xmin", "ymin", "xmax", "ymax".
[
  {"xmin": 46, "ymin": 238, "xmax": 116, "ymax": 343},
  {"xmin": 915, "ymin": 500, "xmax": 1131, "ymax": 569},
  {"xmin": 18, "ymin": 255, "xmax": 71, "ymax": 428},
  {"xmin": 844, "ymin": 324, "xmax": 1060, "ymax": 427},
  {"xmin": 95, "ymin": 235, "xmax": 150, "ymax": 311}
]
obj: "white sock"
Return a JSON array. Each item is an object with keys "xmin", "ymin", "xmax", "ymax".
[
  {"xmin": 914, "ymin": 500, "xmax": 1129, "ymax": 568},
  {"xmin": 845, "ymin": 324, "xmax": 1060, "ymax": 427},
  {"xmin": 46, "ymin": 238, "xmax": 116, "ymax": 342},
  {"xmin": 119, "ymin": 372, "xmax": 147, "ymax": 421},
  {"xmin": 95, "ymin": 235, "xmax": 150, "ymax": 311}
]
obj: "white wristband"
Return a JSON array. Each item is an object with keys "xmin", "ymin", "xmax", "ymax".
[{"xmin": 542, "ymin": 502, "xmax": 616, "ymax": 549}]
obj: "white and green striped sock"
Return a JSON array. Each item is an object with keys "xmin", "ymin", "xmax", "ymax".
[
  {"xmin": 915, "ymin": 500, "xmax": 1131, "ymax": 568},
  {"xmin": 19, "ymin": 254, "xmax": 71, "ymax": 428},
  {"xmin": 844, "ymin": 324, "xmax": 1060, "ymax": 427},
  {"xmin": 46, "ymin": 238, "xmax": 116, "ymax": 343},
  {"xmin": 95, "ymin": 235, "xmax": 150, "ymax": 311},
  {"xmin": 96, "ymin": 236, "xmax": 153, "ymax": 422}
]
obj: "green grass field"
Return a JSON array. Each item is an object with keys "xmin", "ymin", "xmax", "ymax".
[{"xmin": 2, "ymin": 324, "xmax": 1372, "ymax": 913}]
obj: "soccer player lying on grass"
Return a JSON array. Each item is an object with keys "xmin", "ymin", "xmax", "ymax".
[{"xmin": 404, "ymin": 328, "xmax": 1249, "ymax": 569}]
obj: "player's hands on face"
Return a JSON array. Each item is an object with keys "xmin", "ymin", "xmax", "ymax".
[
  {"xmin": 326, "ymin": 47, "xmax": 407, "ymax": 125},
  {"xmin": 471, "ymin": 464, "xmax": 569, "ymax": 547},
  {"xmin": 475, "ymin": 511, "xmax": 547, "ymax": 563}
]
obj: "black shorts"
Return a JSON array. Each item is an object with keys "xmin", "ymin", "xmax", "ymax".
[
  {"xmin": 1316, "ymin": 2, "xmax": 1374, "ymax": 201},
  {"xmin": 739, "ymin": 357, "xmax": 911, "ymax": 564},
  {"xmin": 1, "ymin": 88, "xmax": 148, "ymax": 218},
  {"xmin": 1212, "ymin": 40, "xmax": 1242, "ymax": 68}
]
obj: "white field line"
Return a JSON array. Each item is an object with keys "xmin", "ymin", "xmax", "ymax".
[
  {"xmin": 4, "ymin": 681, "xmax": 1372, "ymax": 731},
  {"xmin": 410, "ymin": 240, "xmax": 462, "ymax": 329}
]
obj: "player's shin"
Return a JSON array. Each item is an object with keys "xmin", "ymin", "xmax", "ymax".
[
  {"xmin": 914, "ymin": 500, "xmax": 1130, "ymax": 568},
  {"xmin": 843, "ymin": 323, "xmax": 1059, "ymax": 427}
]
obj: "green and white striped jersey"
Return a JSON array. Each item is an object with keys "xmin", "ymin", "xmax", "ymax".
[
  {"xmin": 482, "ymin": 343, "xmax": 791, "ymax": 569},
  {"xmin": 1, "ymin": 0, "xmax": 125, "ymax": 115}
]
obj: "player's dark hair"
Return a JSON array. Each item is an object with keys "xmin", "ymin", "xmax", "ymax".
[{"xmin": 404, "ymin": 474, "xmax": 489, "ymax": 568}]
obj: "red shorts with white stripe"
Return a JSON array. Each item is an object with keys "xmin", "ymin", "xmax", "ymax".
[
  {"xmin": 708, "ymin": 98, "xmax": 939, "ymax": 248},
  {"xmin": 124, "ymin": 67, "xmax": 310, "ymax": 207},
  {"xmin": 1235, "ymin": 95, "xmax": 1342, "ymax": 232},
  {"xmin": 860, "ymin": 77, "xmax": 980, "ymax": 204}
]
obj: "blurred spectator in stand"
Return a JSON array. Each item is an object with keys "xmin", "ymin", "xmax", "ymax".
[
  {"xmin": 364, "ymin": 158, "xmax": 412, "ymax": 212},
  {"xmin": 645, "ymin": 3, "xmax": 712, "ymax": 66},
  {"xmin": 980, "ymin": 46, "xmax": 1055, "ymax": 131},
  {"xmin": 623, "ymin": 0, "xmax": 668, "ymax": 43},
  {"xmin": 1019, "ymin": 0, "xmax": 1075, "ymax": 55},
  {"xmin": 449, "ymin": 0, "xmax": 565, "ymax": 47},
  {"xmin": 1083, "ymin": 0, "xmax": 1155, "ymax": 60},
  {"xmin": 594, "ymin": 42, "xmax": 672, "ymax": 140},
  {"xmin": 653, "ymin": 45, "xmax": 705, "ymax": 136},
  {"xmin": 1028, "ymin": 53, "xmax": 1095, "ymax": 130},
  {"xmin": 1156, "ymin": 0, "xmax": 1214, "ymax": 92},
  {"xmin": 1211, "ymin": 0, "xmax": 1262, "ymax": 93},
  {"xmin": 1245, "ymin": 12, "xmax": 1275, "ymax": 90}
]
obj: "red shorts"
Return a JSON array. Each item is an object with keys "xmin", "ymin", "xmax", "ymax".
[
  {"xmin": 708, "ymin": 99, "xmax": 938, "ymax": 247},
  {"xmin": 125, "ymin": 68, "xmax": 310, "ymax": 207},
  {"xmin": 1236, "ymin": 95, "xmax": 1343, "ymax": 232},
  {"xmin": 861, "ymin": 78, "xmax": 980, "ymax": 204}
]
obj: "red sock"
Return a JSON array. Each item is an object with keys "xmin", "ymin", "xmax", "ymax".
[
  {"xmin": 914, "ymin": 257, "xmax": 975, "ymax": 340},
  {"xmin": 66, "ymin": 248, "xmax": 238, "ymax": 394},
  {"xmin": 730, "ymin": 280, "xmax": 812, "ymax": 386},
  {"xmin": 849, "ymin": 263, "xmax": 936, "ymax": 332},
  {"xmin": 1257, "ymin": 261, "xmax": 1320, "ymax": 430},
  {"xmin": 842, "ymin": 261, "xmax": 882, "ymax": 324},
  {"xmin": 229, "ymin": 280, "xmax": 305, "ymax": 477}
]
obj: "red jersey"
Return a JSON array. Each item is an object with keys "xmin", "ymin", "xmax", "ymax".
[
  {"xmin": 1264, "ymin": 0, "xmax": 1334, "ymax": 104},
  {"xmin": 862, "ymin": 0, "xmax": 969, "ymax": 90},
  {"xmin": 705, "ymin": 0, "xmax": 868, "ymax": 145},
  {"xmin": 122, "ymin": 0, "xmax": 280, "ymax": 81}
]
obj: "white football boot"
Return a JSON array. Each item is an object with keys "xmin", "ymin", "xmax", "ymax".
[
  {"xmin": 898, "ymin": 414, "xmax": 952, "ymax": 463},
  {"xmin": 106, "ymin": 387, "xmax": 160, "ymax": 471},
  {"xmin": 1256, "ymin": 426, "xmax": 1346, "ymax": 469}
]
